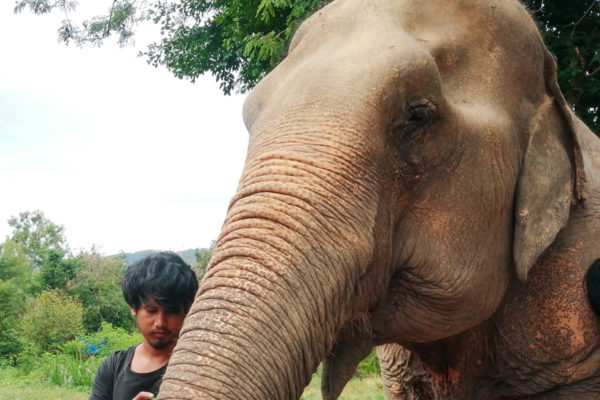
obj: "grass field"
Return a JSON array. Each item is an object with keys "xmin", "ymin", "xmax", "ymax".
[
  {"xmin": 301, "ymin": 375, "xmax": 385, "ymax": 399},
  {"xmin": 0, "ymin": 370, "xmax": 384, "ymax": 399},
  {"xmin": 0, "ymin": 384, "xmax": 88, "ymax": 400},
  {"xmin": 0, "ymin": 367, "xmax": 89, "ymax": 400},
  {"xmin": 0, "ymin": 380, "xmax": 88, "ymax": 400}
]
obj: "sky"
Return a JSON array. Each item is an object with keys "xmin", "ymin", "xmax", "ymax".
[{"xmin": 0, "ymin": 2, "xmax": 249, "ymax": 255}]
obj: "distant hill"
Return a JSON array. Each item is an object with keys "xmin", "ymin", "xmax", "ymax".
[{"xmin": 113, "ymin": 249, "xmax": 200, "ymax": 265}]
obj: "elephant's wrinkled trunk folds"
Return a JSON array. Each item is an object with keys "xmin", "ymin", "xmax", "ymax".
[{"xmin": 159, "ymin": 114, "xmax": 383, "ymax": 399}]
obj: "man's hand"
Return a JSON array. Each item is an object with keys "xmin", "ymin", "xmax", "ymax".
[{"xmin": 132, "ymin": 391, "xmax": 155, "ymax": 400}]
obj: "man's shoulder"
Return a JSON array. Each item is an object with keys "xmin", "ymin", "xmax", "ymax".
[
  {"xmin": 106, "ymin": 344, "xmax": 138, "ymax": 359},
  {"xmin": 89, "ymin": 345, "xmax": 140, "ymax": 400},
  {"xmin": 100, "ymin": 344, "xmax": 138, "ymax": 369}
]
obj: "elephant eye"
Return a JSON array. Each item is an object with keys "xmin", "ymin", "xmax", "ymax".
[
  {"xmin": 407, "ymin": 104, "xmax": 433, "ymax": 126},
  {"xmin": 389, "ymin": 100, "xmax": 436, "ymax": 141}
]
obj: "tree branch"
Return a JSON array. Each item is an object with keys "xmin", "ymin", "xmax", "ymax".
[
  {"xmin": 532, "ymin": 0, "xmax": 545, "ymax": 14},
  {"xmin": 105, "ymin": 0, "xmax": 119, "ymax": 37},
  {"xmin": 571, "ymin": 0, "xmax": 598, "ymax": 38},
  {"xmin": 589, "ymin": 65, "xmax": 600, "ymax": 78},
  {"xmin": 574, "ymin": 46, "xmax": 587, "ymax": 71},
  {"xmin": 59, "ymin": 0, "xmax": 74, "ymax": 36}
]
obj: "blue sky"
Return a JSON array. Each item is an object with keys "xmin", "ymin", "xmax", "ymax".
[{"xmin": 0, "ymin": 2, "xmax": 249, "ymax": 255}]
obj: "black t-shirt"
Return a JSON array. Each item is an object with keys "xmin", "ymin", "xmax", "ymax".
[{"xmin": 89, "ymin": 345, "xmax": 167, "ymax": 400}]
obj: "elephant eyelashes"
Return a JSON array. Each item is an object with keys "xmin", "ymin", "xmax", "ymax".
[
  {"xmin": 407, "ymin": 103, "xmax": 434, "ymax": 126},
  {"xmin": 390, "ymin": 101, "xmax": 436, "ymax": 140}
]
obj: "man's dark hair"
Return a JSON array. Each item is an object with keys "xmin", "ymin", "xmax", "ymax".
[
  {"xmin": 585, "ymin": 259, "xmax": 600, "ymax": 317},
  {"xmin": 122, "ymin": 251, "xmax": 198, "ymax": 312}
]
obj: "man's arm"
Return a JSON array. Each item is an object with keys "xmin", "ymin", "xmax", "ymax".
[{"xmin": 88, "ymin": 355, "xmax": 116, "ymax": 400}]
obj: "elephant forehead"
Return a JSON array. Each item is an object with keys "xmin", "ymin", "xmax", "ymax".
[
  {"xmin": 287, "ymin": 0, "xmax": 545, "ymax": 99},
  {"xmin": 245, "ymin": 0, "xmax": 547, "ymax": 139},
  {"xmin": 299, "ymin": 0, "xmax": 541, "ymax": 52}
]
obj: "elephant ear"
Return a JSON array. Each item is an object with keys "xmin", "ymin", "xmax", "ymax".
[{"xmin": 513, "ymin": 49, "xmax": 586, "ymax": 282}]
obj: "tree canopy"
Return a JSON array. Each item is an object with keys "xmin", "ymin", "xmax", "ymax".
[
  {"xmin": 8, "ymin": 210, "xmax": 68, "ymax": 268},
  {"xmin": 524, "ymin": 0, "xmax": 600, "ymax": 134},
  {"xmin": 14, "ymin": 0, "xmax": 600, "ymax": 132},
  {"xmin": 68, "ymin": 252, "xmax": 135, "ymax": 333},
  {"xmin": 0, "ymin": 241, "xmax": 31, "ymax": 357},
  {"xmin": 0, "ymin": 211, "xmax": 137, "ymax": 360},
  {"xmin": 21, "ymin": 289, "xmax": 84, "ymax": 353}
]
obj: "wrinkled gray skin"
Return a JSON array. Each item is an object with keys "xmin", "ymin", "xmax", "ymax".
[
  {"xmin": 158, "ymin": 0, "xmax": 600, "ymax": 399},
  {"xmin": 377, "ymin": 345, "xmax": 442, "ymax": 400}
]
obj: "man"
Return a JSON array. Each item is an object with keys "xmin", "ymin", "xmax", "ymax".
[
  {"xmin": 89, "ymin": 251, "xmax": 199, "ymax": 400},
  {"xmin": 586, "ymin": 258, "xmax": 600, "ymax": 317}
]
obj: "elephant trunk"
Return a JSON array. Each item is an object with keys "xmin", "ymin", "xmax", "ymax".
[{"xmin": 159, "ymin": 128, "xmax": 382, "ymax": 399}]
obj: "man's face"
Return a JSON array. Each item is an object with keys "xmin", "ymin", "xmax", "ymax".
[{"xmin": 131, "ymin": 297, "xmax": 186, "ymax": 350}]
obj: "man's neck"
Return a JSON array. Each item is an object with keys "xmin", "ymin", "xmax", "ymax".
[{"xmin": 130, "ymin": 342, "xmax": 173, "ymax": 373}]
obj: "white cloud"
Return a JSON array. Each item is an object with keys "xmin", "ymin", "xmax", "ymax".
[{"xmin": 0, "ymin": 2, "xmax": 249, "ymax": 254}]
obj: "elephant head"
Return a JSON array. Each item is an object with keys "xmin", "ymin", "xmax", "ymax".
[{"xmin": 159, "ymin": 0, "xmax": 600, "ymax": 399}]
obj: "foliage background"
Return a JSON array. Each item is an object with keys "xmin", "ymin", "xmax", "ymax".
[
  {"xmin": 524, "ymin": 0, "xmax": 600, "ymax": 133},
  {"xmin": 0, "ymin": 211, "xmax": 215, "ymax": 395},
  {"xmin": 21, "ymin": 290, "xmax": 84, "ymax": 354}
]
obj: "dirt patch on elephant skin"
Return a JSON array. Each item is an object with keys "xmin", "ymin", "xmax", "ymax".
[
  {"xmin": 494, "ymin": 243, "xmax": 599, "ymax": 385},
  {"xmin": 525, "ymin": 246, "xmax": 592, "ymax": 358}
]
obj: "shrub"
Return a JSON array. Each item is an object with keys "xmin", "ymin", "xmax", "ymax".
[
  {"xmin": 61, "ymin": 322, "xmax": 141, "ymax": 360},
  {"xmin": 44, "ymin": 353, "xmax": 98, "ymax": 388},
  {"xmin": 68, "ymin": 252, "xmax": 136, "ymax": 333},
  {"xmin": 79, "ymin": 322, "xmax": 142, "ymax": 356},
  {"xmin": 35, "ymin": 322, "xmax": 142, "ymax": 388},
  {"xmin": 355, "ymin": 350, "xmax": 381, "ymax": 377},
  {"xmin": 21, "ymin": 290, "xmax": 85, "ymax": 354},
  {"xmin": 6, "ymin": 322, "xmax": 140, "ymax": 389},
  {"xmin": 0, "ymin": 240, "xmax": 30, "ymax": 360},
  {"xmin": 12, "ymin": 347, "xmax": 43, "ymax": 376}
]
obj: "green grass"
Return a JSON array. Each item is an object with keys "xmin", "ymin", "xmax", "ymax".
[
  {"xmin": 301, "ymin": 373, "xmax": 385, "ymax": 399},
  {"xmin": 0, "ymin": 373, "xmax": 88, "ymax": 400},
  {"xmin": 0, "ymin": 366, "xmax": 384, "ymax": 400},
  {"xmin": 0, "ymin": 365, "xmax": 89, "ymax": 400},
  {"xmin": 0, "ymin": 382, "xmax": 88, "ymax": 400}
]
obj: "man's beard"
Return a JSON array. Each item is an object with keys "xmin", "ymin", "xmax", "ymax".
[
  {"xmin": 149, "ymin": 329, "xmax": 175, "ymax": 349},
  {"xmin": 150, "ymin": 338, "xmax": 172, "ymax": 350}
]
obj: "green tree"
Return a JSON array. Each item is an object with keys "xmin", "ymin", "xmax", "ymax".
[
  {"xmin": 14, "ymin": 1, "xmax": 599, "ymax": 131},
  {"xmin": 524, "ymin": 0, "xmax": 600, "ymax": 133},
  {"xmin": 8, "ymin": 210, "xmax": 68, "ymax": 268},
  {"xmin": 40, "ymin": 250, "xmax": 80, "ymax": 290},
  {"xmin": 0, "ymin": 240, "xmax": 32, "ymax": 359},
  {"xmin": 67, "ymin": 252, "xmax": 135, "ymax": 333},
  {"xmin": 193, "ymin": 244, "xmax": 213, "ymax": 282},
  {"xmin": 143, "ymin": 0, "xmax": 332, "ymax": 94},
  {"xmin": 0, "ymin": 240, "xmax": 30, "ymax": 283},
  {"xmin": 14, "ymin": 0, "xmax": 331, "ymax": 94},
  {"xmin": 21, "ymin": 289, "xmax": 85, "ymax": 353}
]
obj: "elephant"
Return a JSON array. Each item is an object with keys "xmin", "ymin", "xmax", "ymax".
[{"xmin": 158, "ymin": 0, "xmax": 600, "ymax": 399}]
